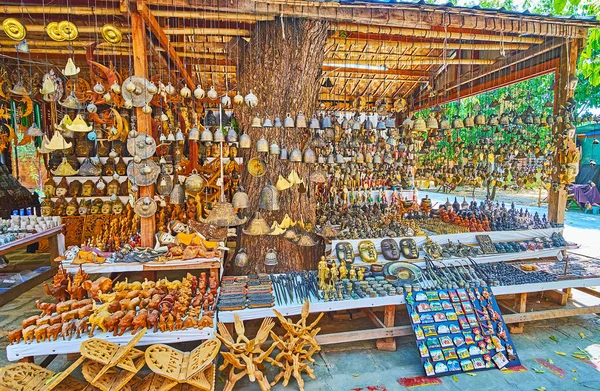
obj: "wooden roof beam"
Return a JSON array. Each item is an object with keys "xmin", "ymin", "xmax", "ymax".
[
  {"xmin": 0, "ymin": 25, "xmax": 131, "ymax": 34},
  {"xmin": 145, "ymin": 0, "xmax": 593, "ymax": 37},
  {"xmin": 329, "ymin": 39, "xmax": 531, "ymax": 52},
  {"xmin": 324, "ymin": 58, "xmax": 496, "ymax": 66},
  {"xmin": 415, "ymin": 59, "xmax": 559, "ymax": 110},
  {"xmin": 333, "ymin": 26, "xmax": 543, "ymax": 44},
  {"xmin": 425, "ymin": 38, "xmax": 564, "ymax": 102},
  {"xmin": 322, "ymin": 65, "xmax": 428, "ymax": 77},
  {"xmin": 135, "ymin": 0, "xmax": 196, "ymax": 89}
]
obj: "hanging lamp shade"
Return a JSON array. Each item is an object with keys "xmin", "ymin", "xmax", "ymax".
[
  {"xmin": 269, "ymin": 222, "xmax": 286, "ymax": 236},
  {"xmin": 242, "ymin": 212, "xmax": 272, "ymax": 235},
  {"xmin": 65, "ymin": 114, "xmax": 93, "ymax": 132},
  {"xmin": 46, "ymin": 131, "xmax": 72, "ymax": 150},
  {"xmin": 201, "ymin": 201, "xmax": 247, "ymax": 226},
  {"xmin": 296, "ymin": 232, "xmax": 317, "ymax": 246}
]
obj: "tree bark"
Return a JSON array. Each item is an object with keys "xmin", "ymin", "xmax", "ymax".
[{"xmin": 233, "ymin": 18, "xmax": 329, "ymax": 274}]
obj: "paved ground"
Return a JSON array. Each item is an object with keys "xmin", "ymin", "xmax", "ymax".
[{"xmin": 0, "ymin": 194, "xmax": 599, "ymax": 390}]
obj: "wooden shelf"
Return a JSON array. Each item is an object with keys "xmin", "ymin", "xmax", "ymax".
[
  {"xmin": 62, "ymin": 256, "xmax": 222, "ymax": 273},
  {"xmin": 0, "ymin": 225, "xmax": 63, "ymax": 256},
  {"xmin": 51, "ymin": 176, "xmax": 129, "ymax": 183}
]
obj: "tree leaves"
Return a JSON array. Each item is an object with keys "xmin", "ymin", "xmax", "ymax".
[{"xmin": 554, "ymin": 0, "xmax": 568, "ymax": 13}]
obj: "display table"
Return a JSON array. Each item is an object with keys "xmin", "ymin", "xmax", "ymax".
[
  {"xmin": 6, "ymin": 326, "xmax": 214, "ymax": 361},
  {"xmin": 329, "ymin": 227, "xmax": 565, "ymax": 265},
  {"xmin": 216, "ymin": 274, "xmax": 600, "ymax": 352},
  {"xmin": 62, "ymin": 256, "xmax": 222, "ymax": 274},
  {"xmin": 0, "ymin": 226, "xmax": 64, "ymax": 307}
]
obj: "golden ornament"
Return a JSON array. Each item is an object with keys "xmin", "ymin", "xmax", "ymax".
[
  {"xmin": 58, "ymin": 21, "xmax": 78, "ymax": 40},
  {"xmin": 46, "ymin": 22, "xmax": 64, "ymax": 41},
  {"xmin": 2, "ymin": 18, "xmax": 26, "ymax": 41},
  {"xmin": 101, "ymin": 24, "xmax": 122, "ymax": 44}
]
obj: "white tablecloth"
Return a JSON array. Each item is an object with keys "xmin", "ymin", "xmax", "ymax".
[{"xmin": 6, "ymin": 327, "xmax": 214, "ymax": 361}]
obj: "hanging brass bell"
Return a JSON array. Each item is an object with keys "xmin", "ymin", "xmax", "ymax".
[
  {"xmin": 243, "ymin": 212, "xmax": 273, "ymax": 235},
  {"xmin": 309, "ymin": 115, "xmax": 320, "ymax": 129},
  {"xmin": 269, "ymin": 141, "xmax": 280, "ymax": 155},
  {"xmin": 239, "ymin": 132, "xmax": 251, "ymax": 148},
  {"xmin": 289, "ymin": 147, "xmax": 302, "ymax": 162},
  {"xmin": 256, "ymin": 136, "xmax": 269, "ymax": 153},
  {"xmin": 185, "ymin": 171, "xmax": 205, "ymax": 195},
  {"xmin": 474, "ymin": 112, "xmax": 486, "ymax": 125},
  {"xmin": 202, "ymin": 201, "xmax": 247, "ymax": 226},
  {"xmin": 425, "ymin": 113, "xmax": 438, "ymax": 129},
  {"xmin": 464, "ymin": 115, "xmax": 475, "ymax": 128},
  {"xmin": 304, "ymin": 147, "xmax": 316, "ymax": 163},
  {"xmin": 232, "ymin": 187, "xmax": 249, "ymax": 209},
  {"xmin": 234, "ymin": 248, "xmax": 248, "ymax": 267},
  {"xmin": 413, "ymin": 116, "xmax": 426, "ymax": 132},
  {"xmin": 251, "ymin": 115, "xmax": 262, "ymax": 128},
  {"xmin": 453, "ymin": 116, "xmax": 464, "ymax": 129},
  {"xmin": 296, "ymin": 112, "xmax": 307, "ymax": 128},
  {"xmin": 283, "ymin": 113, "xmax": 295, "ymax": 128},
  {"xmin": 263, "ymin": 116, "xmax": 273, "ymax": 127},
  {"xmin": 259, "ymin": 184, "xmax": 280, "ymax": 211}
]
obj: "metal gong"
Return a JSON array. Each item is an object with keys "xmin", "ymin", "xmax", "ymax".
[
  {"xmin": 127, "ymin": 133, "xmax": 156, "ymax": 159},
  {"xmin": 127, "ymin": 159, "xmax": 160, "ymax": 186}
]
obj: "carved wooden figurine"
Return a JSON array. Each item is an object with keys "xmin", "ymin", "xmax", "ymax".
[{"xmin": 216, "ymin": 315, "xmax": 277, "ymax": 391}]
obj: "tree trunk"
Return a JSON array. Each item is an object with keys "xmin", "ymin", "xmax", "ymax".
[{"xmin": 232, "ymin": 18, "xmax": 329, "ymax": 274}]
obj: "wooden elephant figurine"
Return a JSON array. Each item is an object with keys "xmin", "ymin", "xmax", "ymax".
[
  {"xmin": 34, "ymin": 324, "xmax": 49, "ymax": 343},
  {"xmin": 147, "ymin": 309, "xmax": 160, "ymax": 332},
  {"xmin": 22, "ymin": 325, "xmax": 36, "ymax": 343},
  {"xmin": 117, "ymin": 311, "xmax": 135, "ymax": 336},
  {"xmin": 105, "ymin": 311, "xmax": 124, "ymax": 335},
  {"xmin": 21, "ymin": 315, "xmax": 39, "ymax": 330},
  {"xmin": 75, "ymin": 316, "xmax": 89, "ymax": 339},
  {"xmin": 8, "ymin": 329, "xmax": 22, "ymax": 345},
  {"xmin": 36, "ymin": 300, "xmax": 56, "ymax": 316},
  {"xmin": 47, "ymin": 323, "xmax": 62, "ymax": 341},
  {"xmin": 88, "ymin": 303, "xmax": 111, "ymax": 336},
  {"xmin": 61, "ymin": 320, "xmax": 76, "ymax": 341},
  {"xmin": 83, "ymin": 277, "xmax": 113, "ymax": 301},
  {"xmin": 131, "ymin": 309, "xmax": 148, "ymax": 335}
]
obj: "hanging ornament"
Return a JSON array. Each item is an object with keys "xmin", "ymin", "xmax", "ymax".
[
  {"xmin": 58, "ymin": 21, "xmax": 78, "ymax": 40},
  {"xmin": 244, "ymin": 90, "xmax": 258, "ymax": 107},
  {"xmin": 207, "ymin": 86, "xmax": 218, "ymax": 100},
  {"xmin": 2, "ymin": 18, "xmax": 26, "ymax": 41},
  {"xmin": 194, "ymin": 85, "xmax": 205, "ymax": 99},
  {"xmin": 180, "ymin": 85, "xmax": 192, "ymax": 99},
  {"xmin": 164, "ymin": 82, "xmax": 176, "ymax": 96},
  {"xmin": 233, "ymin": 92, "xmax": 244, "ymax": 105},
  {"xmin": 62, "ymin": 58, "xmax": 80, "ymax": 76},
  {"xmin": 221, "ymin": 94, "xmax": 231, "ymax": 107},
  {"xmin": 46, "ymin": 22, "xmax": 64, "ymax": 41},
  {"xmin": 16, "ymin": 39, "xmax": 29, "ymax": 53},
  {"xmin": 101, "ymin": 23, "xmax": 122, "ymax": 44}
]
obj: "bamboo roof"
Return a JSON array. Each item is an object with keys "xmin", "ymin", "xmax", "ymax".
[{"xmin": 1, "ymin": 0, "xmax": 598, "ymax": 109}]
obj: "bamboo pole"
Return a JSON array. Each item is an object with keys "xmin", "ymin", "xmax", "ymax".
[
  {"xmin": 163, "ymin": 27, "xmax": 251, "ymax": 36},
  {"xmin": 333, "ymin": 24, "xmax": 544, "ymax": 44},
  {"xmin": 328, "ymin": 38, "xmax": 531, "ymax": 51},
  {"xmin": 0, "ymin": 25, "xmax": 131, "ymax": 34},
  {"xmin": 0, "ymin": 5, "xmax": 117, "ymax": 15},
  {"xmin": 323, "ymin": 58, "xmax": 496, "ymax": 66}
]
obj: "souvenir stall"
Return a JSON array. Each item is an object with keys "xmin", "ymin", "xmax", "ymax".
[{"xmin": 1, "ymin": 0, "xmax": 600, "ymax": 389}]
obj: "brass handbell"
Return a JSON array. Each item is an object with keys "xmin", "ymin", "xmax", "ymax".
[{"xmin": 60, "ymin": 91, "xmax": 84, "ymax": 110}]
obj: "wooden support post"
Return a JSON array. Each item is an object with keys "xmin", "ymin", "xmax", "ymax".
[
  {"xmin": 129, "ymin": 7, "xmax": 156, "ymax": 250},
  {"xmin": 548, "ymin": 40, "xmax": 579, "ymax": 224},
  {"xmin": 375, "ymin": 305, "xmax": 396, "ymax": 351},
  {"xmin": 509, "ymin": 293, "xmax": 527, "ymax": 334},
  {"xmin": 47, "ymin": 233, "xmax": 59, "ymax": 266},
  {"xmin": 135, "ymin": 0, "xmax": 196, "ymax": 90},
  {"xmin": 563, "ymin": 288, "xmax": 573, "ymax": 299}
]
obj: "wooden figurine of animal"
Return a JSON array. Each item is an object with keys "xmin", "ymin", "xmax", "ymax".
[
  {"xmin": 47, "ymin": 323, "xmax": 62, "ymax": 341},
  {"xmin": 175, "ymin": 313, "xmax": 183, "ymax": 330},
  {"xmin": 71, "ymin": 298, "xmax": 93, "ymax": 310},
  {"xmin": 198, "ymin": 315, "xmax": 213, "ymax": 329},
  {"xmin": 88, "ymin": 303, "xmax": 111, "ymax": 336},
  {"xmin": 126, "ymin": 290, "xmax": 141, "ymax": 299},
  {"xmin": 56, "ymin": 299, "xmax": 75, "ymax": 314},
  {"xmin": 182, "ymin": 316, "xmax": 197, "ymax": 330},
  {"xmin": 108, "ymin": 301, "xmax": 121, "ymax": 313},
  {"xmin": 36, "ymin": 316, "xmax": 51, "ymax": 327},
  {"xmin": 119, "ymin": 298, "xmax": 131, "ymax": 312},
  {"xmin": 22, "ymin": 325, "xmax": 36, "ymax": 343},
  {"xmin": 125, "ymin": 297, "xmax": 140, "ymax": 311},
  {"xmin": 131, "ymin": 309, "xmax": 148, "ymax": 335},
  {"xmin": 77, "ymin": 304, "xmax": 93, "ymax": 318},
  {"xmin": 61, "ymin": 320, "xmax": 75, "ymax": 341},
  {"xmin": 98, "ymin": 292, "xmax": 116, "ymax": 304},
  {"xmin": 83, "ymin": 277, "xmax": 113, "ymax": 301},
  {"xmin": 36, "ymin": 300, "xmax": 56, "ymax": 316},
  {"xmin": 34, "ymin": 324, "xmax": 49, "ymax": 343},
  {"xmin": 147, "ymin": 309, "xmax": 160, "ymax": 332},
  {"xmin": 43, "ymin": 282, "xmax": 68, "ymax": 302},
  {"xmin": 8, "ymin": 329, "xmax": 22, "ymax": 345},
  {"xmin": 61, "ymin": 309, "xmax": 79, "ymax": 323},
  {"xmin": 22, "ymin": 315, "xmax": 40, "ymax": 329},
  {"xmin": 166, "ymin": 313, "xmax": 175, "ymax": 332},
  {"xmin": 117, "ymin": 310, "xmax": 135, "ymax": 336},
  {"xmin": 105, "ymin": 310, "xmax": 124, "ymax": 334},
  {"xmin": 75, "ymin": 316, "xmax": 89, "ymax": 339},
  {"xmin": 49, "ymin": 314, "xmax": 62, "ymax": 326}
]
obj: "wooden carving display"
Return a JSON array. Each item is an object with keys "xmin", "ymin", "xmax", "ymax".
[
  {"xmin": 215, "ymin": 316, "xmax": 277, "ymax": 391},
  {"xmin": 267, "ymin": 301, "xmax": 323, "ymax": 391},
  {"xmin": 43, "ymin": 328, "xmax": 147, "ymax": 391},
  {"xmin": 0, "ymin": 362, "xmax": 86, "ymax": 391},
  {"xmin": 143, "ymin": 338, "xmax": 220, "ymax": 391}
]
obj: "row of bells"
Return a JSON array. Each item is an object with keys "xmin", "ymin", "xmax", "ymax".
[{"xmin": 248, "ymin": 112, "xmax": 397, "ymax": 130}]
